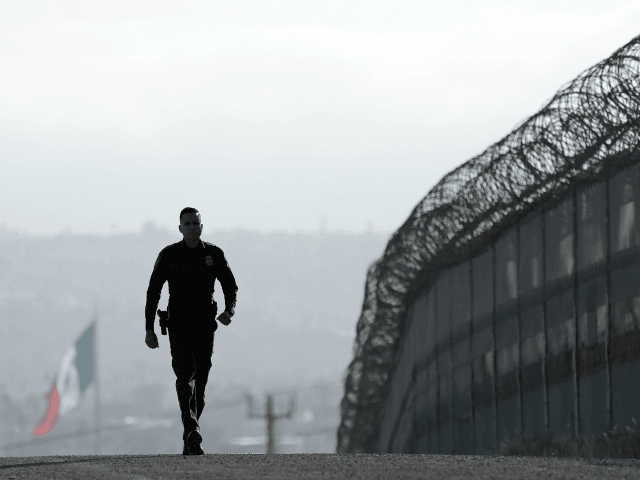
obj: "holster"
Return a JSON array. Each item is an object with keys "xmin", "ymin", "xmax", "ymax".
[{"xmin": 157, "ymin": 308, "xmax": 169, "ymax": 335}]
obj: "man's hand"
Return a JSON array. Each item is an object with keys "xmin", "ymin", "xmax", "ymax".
[
  {"xmin": 217, "ymin": 311, "xmax": 232, "ymax": 326},
  {"xmin": 145, "ymin": 329, "xmax": 159, "ymax": 349}
]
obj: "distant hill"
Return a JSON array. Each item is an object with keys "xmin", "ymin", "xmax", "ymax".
[{"xmin": 0, "ymin": 225, "xmax": 391, "ymax": 407}]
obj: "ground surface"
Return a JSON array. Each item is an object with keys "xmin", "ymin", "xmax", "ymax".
[{"xmin": 2, "ymin": 454, "xmax": 640, "ymax": 479}]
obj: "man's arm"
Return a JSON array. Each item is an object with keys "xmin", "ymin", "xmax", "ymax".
[
  {"xmin": 145, "ymin": 250, "xmax": 168, "ymax": 332},
  {"xmin": 216, "ymin": 248, "xmax": 238, "ymax": 321}
]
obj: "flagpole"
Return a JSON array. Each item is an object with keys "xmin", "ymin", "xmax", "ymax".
[{"xmin": 93, "ymin": 298, "xmax": 102, "ymax": 455}]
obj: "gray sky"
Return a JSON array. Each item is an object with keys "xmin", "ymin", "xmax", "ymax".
[{"xmin": 2, "ymin": 0, "xmax": 640, "ymax": 236}]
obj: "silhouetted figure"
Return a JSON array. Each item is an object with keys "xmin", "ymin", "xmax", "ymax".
[{"xmin": 144, "ymin": 207, "xmax": 238, "ymax": 455}]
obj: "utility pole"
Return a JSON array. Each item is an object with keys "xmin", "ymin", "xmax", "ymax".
[{"xmin": 246, "ymin": 394, "xmax": 295, "ymax": 454}]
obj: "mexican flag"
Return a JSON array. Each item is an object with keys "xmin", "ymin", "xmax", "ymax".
[{"xmin": 34, "ymin": 322, "xmax": 96, "ymax": 436}]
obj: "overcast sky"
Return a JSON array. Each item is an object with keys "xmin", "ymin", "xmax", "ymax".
[{"xmin": 2, "ymin": 0, "xmax": 640, "ymax": 236}]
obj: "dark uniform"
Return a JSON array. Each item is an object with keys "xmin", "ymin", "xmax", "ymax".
[{"xmin": 145, "ymin": 238, "xmax": 238, "ymax": 440}]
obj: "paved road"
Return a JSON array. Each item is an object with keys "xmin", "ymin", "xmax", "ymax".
[{"xmin": 2, "ymin": 454, "xmax": 640, "ymax": 479}]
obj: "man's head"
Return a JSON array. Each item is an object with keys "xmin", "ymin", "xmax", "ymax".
[{"xmin": 179, "ymin": 207, "xmax": 203, "ymax": 242}]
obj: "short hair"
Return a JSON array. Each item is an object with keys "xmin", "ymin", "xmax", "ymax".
[{"xmin": 180, "ymin": 207, "xmax": 201, "ymax": 222}]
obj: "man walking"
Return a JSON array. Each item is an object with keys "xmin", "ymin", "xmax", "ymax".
[{"xmin": 144, "ymin": 207, "xmax": 238, "ymax": 455}]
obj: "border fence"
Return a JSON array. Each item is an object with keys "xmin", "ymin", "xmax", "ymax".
[{"xmin": 337, "ymin": 33, "xmax": 640, "ymax": 453}]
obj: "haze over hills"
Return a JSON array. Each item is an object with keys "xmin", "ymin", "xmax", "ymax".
[{"xmin": 0, "ymin": 224, "xmax": 390, "ymax": 453}]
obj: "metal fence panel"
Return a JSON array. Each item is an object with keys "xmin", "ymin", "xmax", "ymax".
[
  {"xmin": 416, "ymin": 434, "xmax": 429, "ymax": 454},
  {"xmin": 610, "ymin": 263, "xmax": 640, "ymax": 429},
  {"xmin": 451, "ymin": 262, "xmax": 471, "ymax": 338},
  {"xmin": 474, "ymin": 404, "xmax": 495, "ymax": 454},
  {"xmin": 521, "ymin": 305, "xmax": 546, "ymax": 436},
  {"xmin": 412, "ymin": 289, "xmax": 432, "ymax": 366},
  {"xmin": 608, "ymin": 163, "xmax": 640, "ymax": 433},
  {"xmin": 578, "ymin": 183, "xmax": 607, "ymax": 270},
  {"xmin": 453, "ymin": 362, "xmax": 473, "ymax": 453},
  {"xmin": 609, "ymin": 163, "xmax": 640, "ymax": 438},
  {"xmin": 496, "ymin": 314, "xmax": 519, "ymax": 445},
  {"xmin": 452, "ymin": 336, "xmax": 472, "ymax": 369},
  {"xmin": 388, "ymin": 363, "xmax": 405, "ymax": 448},
  {"xmin": 472, "ymin": 246, "xmax": 496, "ymax": 453},
  {"xmin": 610, "ymin": 164, "xmax": 640, "ymax": 254},
  {"xmin": 378, "ymin": 398, "xmax": 393, "ymax": 452},
  {"xmin": 438, "ymin": 348, "xmax": 452, "ymax": 454},
  {"xmin": 473, "ymin": 249, "xmax": 494, "ymax": 320},
  {"xmin": 426, "ymin": 287, "xmax": 437, "ymax": 357},
  {"xmin": 546, "ymin": 197, "xmax": 575, "ymax": 282},
  {"xmin": 437, "ymin": 270, "xmax": 451, "ymax": 346},
  {"xmin": 387, "ymin": 316, "xmax": 416, "ymax": 450},
  {"xmin": 472, "ymin": 326, "xmax": 495, "ymax": 453},
  {"xmin": 519, "ymin": 210, "xmax": 543, "ymax": 442},
  {"xmin": 520, "ymin": 212, "xmax": 543, "ymax": 295},
  {"xmin": 406, "ymin": 304, "xmax": 420, "ymax": 393},
  {"xmin": 412, "ymin": 289, "xmax": 431, "ymax": 448},
  {"xmin": 473, "ymin": 325, "xmax": 493, "ymax": 359},
  {"xmin": 401, "ymin": 309, "xmax": 414, "ymax": 389},
  {"xmin": 426, "ymin": 360, "xmax": 438, "ymax": 453},
  {"xmin": 577, "ymin": 275, "xmax": 608, "ymax": 438},
  {"xmin": 496, "ymin": 227, "xmax": 518, "ymax": 307},
  {"xmin": 494, "ymin": 226, "xmax": 520, "ymax": 445},
  {"xmin": 472, "ymin": 326, "xmax": 495, "ymax": 409},
  {"xmin": 436, "ymin": 270, "xmax": 452, "ymax": 453},
  {"xmin": 545, "ymin": 289, "xmax": 575, "ymax": 435},
  {"xmin": 450, "ymin": 261, "xmax": 472, "ymax": 453},
  {"xmin": 392, "ymin": 385, "xmax": 415, "ymax": 453},
  {"xmin": 414, "ymin": 366, "xmax": 429, "ymax": 450},
  {"xmin": 415, "ymin": 287, "xmax": 438, "ymax": 453},
  {"xmin": 381, "ymin": 372, "xmax": 401, "ymax": 451}
]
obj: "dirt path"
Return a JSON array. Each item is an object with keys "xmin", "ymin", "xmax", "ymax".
[{"xmin": 2, "ymin": 453, "xmax": 640, "ymax": 479}]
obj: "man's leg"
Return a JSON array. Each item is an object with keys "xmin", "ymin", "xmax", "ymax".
[
  {"xmin": 193, "ymin": 331, "xmax": 215, "ymax": 421},
  {"xmin": 189, "ymin": 384, "xmax": 197, "ymax": 420},
  {"xmin": 169, "ymin": 328, "xmax": 200, "ymax": 441}
]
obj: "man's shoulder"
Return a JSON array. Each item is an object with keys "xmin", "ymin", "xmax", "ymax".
[
  {"xmin": 202, "ymin": 241, "xmax": 224, "ymax": 255},
  {"xmin": 158, "ymin": 241, "xmax": 182, "ymax": 257},
  {"xmin": 151, "ymin": 242, "xmax": 181, "ymax": 269}
]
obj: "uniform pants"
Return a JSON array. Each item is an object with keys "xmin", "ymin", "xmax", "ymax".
[{"xmin": 168, "ymin": 323, "xmax": 215, "ymax": 441}]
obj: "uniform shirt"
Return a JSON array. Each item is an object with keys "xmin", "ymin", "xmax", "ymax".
[{"xmin": 145, "ymin": 239, "xmax": 238, "ymax": 331}]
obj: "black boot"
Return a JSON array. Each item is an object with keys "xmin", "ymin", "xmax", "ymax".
[{"xmin": 183, "ymin": 429, "xmax": 204, "ymax": 455}]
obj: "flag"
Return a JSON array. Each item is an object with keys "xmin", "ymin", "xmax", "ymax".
[{"xmin": 34, "ymin": 322, "xmax": 95, "ymax": 436}]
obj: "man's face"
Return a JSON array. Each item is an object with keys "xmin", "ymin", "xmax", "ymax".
[{"xmin": 179, "ymin": 213, "xmax": 203, "ymax": 241}]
